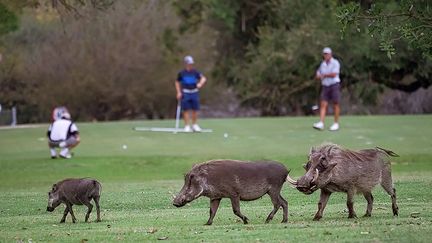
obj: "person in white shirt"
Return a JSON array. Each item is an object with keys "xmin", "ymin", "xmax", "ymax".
[
  {"xmin": 313, "ymin": 47, "xmax": 341, "ymax": 131},
  {"xmin": 47, "ymin": 111, "xmax": 80, "ymax": 159}
]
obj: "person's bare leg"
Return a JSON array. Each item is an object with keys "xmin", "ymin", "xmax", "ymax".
[
  {"xmin": 334, "ymin": 103, "xmax": 340, "ymax": 123},
  {"xmin": 320, "ymin": 100, "xmax": 328, "ymax": 123},
  {"xmin": 183, "ymin": 111, "xmax": 190, "ymax": 126},
  {"xmin": 69, "ymin": 140, "xmax": 80, "ymax": 149},
  {"xmin": 192, "ymin": 110, "xmax": 198, "ymax": 124}
]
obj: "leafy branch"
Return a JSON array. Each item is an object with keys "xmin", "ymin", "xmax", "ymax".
[{"xmin": 337, "ymin": 1, "xmax": 432, "ymax": 59}]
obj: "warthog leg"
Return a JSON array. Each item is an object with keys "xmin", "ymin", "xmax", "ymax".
[
  {"xmin": 391, "ymin": 188, "xmax": 398, "ymax": 216},
  {"xmin": 205, "ymin": 198, "xmax": 221, "ymax": 225},
  {"xmin": 381, "ymin": 167, "xmax": 399, "ymax": 216},
  {"xmin": 60, "ymin": 206, "xmax": 69, "ymax": 223},
  {"xmin": 230, "ymin": 196, "xmax": 249, "ymax": 224},
  {"xmin": 346, "ymin": 190, "xmax": 357, "ymax": 218},
  {"xmin": 266, "ymin": 191, "xmax": 281, "ymax": 223},
  {"xmin": 83, "ymin": 201, "xmax": 93, "ymax": 223},
  {"xmin": 66, "ymin": 203, "xmax": 77, "ymax": 223},
  {"xmin": 265, "ymin": 188, "xmax": 288, "ymax": 223},
  {"xmin": 279, "ymin": 195, "xmax": 288, "ymax": 223},
  {"xmin": 94, "ymin": 196, "xmax": 101, "ymax": 222},
  {"xmin": 363, "ymin": 192, "xmax": 374, "ymax": 217},
  {"xmin": 313, "ymin": 189, "xmax": 332, "ymax": 221}
]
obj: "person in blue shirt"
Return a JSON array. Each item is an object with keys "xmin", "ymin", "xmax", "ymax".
[{"xmin": 175, "ymin": 55, "xmax": 207, "ymax": 132}]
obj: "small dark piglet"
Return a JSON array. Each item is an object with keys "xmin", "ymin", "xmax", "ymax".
[{"xmin": 47, "ymin": 178, "xmax": 102, "ymax": 223}]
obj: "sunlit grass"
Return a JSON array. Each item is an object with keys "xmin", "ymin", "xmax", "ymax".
[{"xmin": 0, "ymin": 115, "xmax": 431, "ymax": 242}]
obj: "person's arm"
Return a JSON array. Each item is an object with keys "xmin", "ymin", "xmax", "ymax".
[
  {"xmin": 175, "ymin": 80, "xmax": 182, "ymax": 100},
  {"xmin": 323, "ymin": 60, "xmax": 340, "ymax": 78},
  {"xmin": 315, "ymin": 64, "xmax": 323, "ymax": 80},
  {"xmin": 315, "ymin": 70, "xmax": 322, "ymax": 80},
  {"xmin": 322, "ymin": 72, "xmax": 337, "ymax": 78},
  {"xmin": 69, "ymin": 123, "xmax": 80, "ymax": 141},
  {"xmin": 197, "ymin": 74, "xmax": 207, "ymax": 88},
  {"xmin": 47, "ymin": 124, "xmax": 52, "ymax": 138},
  {"xmin": 74, "ymin": 133, "xmax": 80, "ymax": 142}
]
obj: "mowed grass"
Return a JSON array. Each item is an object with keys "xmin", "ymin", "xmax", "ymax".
[{"xmin": 0, "ymin": 115, "xmax": 431, "ymax": 242}]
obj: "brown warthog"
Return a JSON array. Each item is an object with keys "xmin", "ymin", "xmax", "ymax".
[
  {"xmin": 286, "ymin": 143, "xmax": 399, "ymax": 221},
  {"xmin": 173, "ymin": 160, "xmax": 291, "ymax": 225},
  {"xmin": 47, "ymin": 178, "xmax": 102, "ymax": 223}
]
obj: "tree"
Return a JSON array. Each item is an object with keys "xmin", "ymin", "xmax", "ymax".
[
  {"xmin": 0, "ymin": 2, "xmax": 18, "ymax": 35},
  {"xmin": 337, "ymin": 0, "xmax": 432, "ymax": 59}
]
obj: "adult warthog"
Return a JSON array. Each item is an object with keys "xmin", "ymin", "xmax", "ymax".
[
  {"xmin": 286, "ymin": 143, "xmax": 399, "ymax": 220},
  {"xmin": 173, "ymin": 160, "xmax": 291, "ymax": 225},
  {"xmin": 47, "ymin": 178, "xmax": 102, "ymax": 223}
]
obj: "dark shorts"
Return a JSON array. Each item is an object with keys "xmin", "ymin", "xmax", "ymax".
[
  {"xmin": 321, "ymin": 83, "xmax": 341, "ymax": 103},
  {"xmin": 181, "ymin": 92, "xmax": 200, "ymax": 111}
]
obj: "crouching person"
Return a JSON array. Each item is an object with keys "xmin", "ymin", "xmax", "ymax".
[{"xmin": 47, "ymin": 111, "xmax": 80, "ymax": 159}]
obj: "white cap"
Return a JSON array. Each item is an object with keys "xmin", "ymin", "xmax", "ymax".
[
  {"xmin": 322, "ymin": 47, "xmax": 332, "ymax": 54},
  {"xmin": 61, "ymin": 112, "xmax": 71, "ymax": 120},
  {"xmin": 184, "ymin": 55, "xmax": 194, "ymax": 64}
]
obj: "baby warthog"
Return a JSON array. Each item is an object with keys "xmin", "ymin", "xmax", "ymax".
[
  {"xmin": 47, "ymin": 178, "xmax": 102, "ymax": 223},
  {"xmin": 286, "ymin": 143, "xmax": 399, "ymax": 221},
  {"xmin": 173, "ymin": 160, "xmax": 291, "ymax": 225}
]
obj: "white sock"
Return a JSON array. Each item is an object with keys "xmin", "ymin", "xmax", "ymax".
[
  {"xmin": 50, "ymin": 148, "xmax": 57, "ymax": 157},
  {"xmin": 60, "ymin": 148, "xmax": 69, "ymax": 157}
]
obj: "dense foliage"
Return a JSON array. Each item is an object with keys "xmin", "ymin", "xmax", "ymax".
[
  {"xmin": 0, "ymin": 0, "xmax": 430, "ymax": 122},
  {"xmin": 178, "ymin": 0, "xmax": 432, "ymax": 115}
]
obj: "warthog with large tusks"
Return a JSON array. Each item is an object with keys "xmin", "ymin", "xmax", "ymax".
[
  {"xmin": 286, "ymin": 143, "xmax": 399, "ymax": 221},
  {"xmin": 173, "ymin": 160, "xmax": 291, "ymax": 225},
  {"xmin": 47, "ymin": 178, "xmax": 102, "ymax": 223}
]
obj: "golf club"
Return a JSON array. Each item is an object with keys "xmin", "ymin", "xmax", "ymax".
[{"xmin": 174, "ymin": 102, "xmax": 181, "ymax": 134}]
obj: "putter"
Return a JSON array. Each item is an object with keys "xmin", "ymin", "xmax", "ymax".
[{"xmin": 174, "ymin": 102, "xmax": 181, "ymax": 134}]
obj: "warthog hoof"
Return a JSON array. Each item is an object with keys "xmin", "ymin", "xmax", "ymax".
[
  {"xmin": 348, "ymin": 214, "xmax": 357, "ymax": 219},
  {"xmin": 363, "ymin": 213, "xmax": 371, "ymax": 217},
  {"xmin": 393, "ymin": 207, "xmax": 399, "ymax": 216}
]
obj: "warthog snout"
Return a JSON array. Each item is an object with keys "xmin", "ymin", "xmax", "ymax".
[
  {"xmin": 172, "ymin": 198, "xmax": 182, "ymax": 207},
  {"xmin": 47, "ymin": 207, "xmax": 54, "ymax": 212},
  {"xmin": 173, "ymin": 202, "xmax": 182, "ymax": 207},
  {"xmin": 286, "ymin": 168, "xmax": 319, "ymax": 195},
  {"xmin": 172, "ymin": 195, "xmax": 186, "ymax": 208},
  {"xmin": 296, "ymin": 185, "xmax": 318, "ymax": 195}
]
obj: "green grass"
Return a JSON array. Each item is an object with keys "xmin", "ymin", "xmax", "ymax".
[{"xmin": 0, "ymin": 115, "xmax": 431, "ymax": 242}]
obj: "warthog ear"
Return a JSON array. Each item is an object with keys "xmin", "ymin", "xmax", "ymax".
[
  {"xmin": 309, "ymin": 147, "xmax": 316, "ymax": 155},
  {"xmin": 303, "ymin": 161, "xmax": 311, "ymax": 171},
  {"xmin": 325, "ymin": 161, "xmax": 338, "ymax": 171}
]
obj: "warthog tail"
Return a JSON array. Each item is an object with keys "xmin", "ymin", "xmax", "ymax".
[
  {"xmin": 376, "ymin": 147, "xmax": 399, "ymax": 157},
  {"xmin": 93, "ymin": 180, "xmax": 102, "ymax": 196}
]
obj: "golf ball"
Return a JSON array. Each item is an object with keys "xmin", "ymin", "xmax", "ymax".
[
  {"xmin": 224, "ymin": 133, "xmax": 228, "ymax": 138},
  {"xmin": 122, "ymin": 145, "xmax": 128, "ymax": 149}
]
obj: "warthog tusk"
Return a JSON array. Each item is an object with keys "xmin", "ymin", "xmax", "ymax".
[
  {"xmin": 286, "ymin": 175, "xmax": 298, "ymax": 185},
  {"xmin": 311, "ymin": 169, "xmax": 319, "ymax": 184}
]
